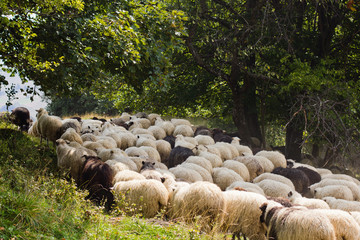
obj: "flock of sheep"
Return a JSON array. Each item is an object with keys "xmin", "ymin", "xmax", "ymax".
[{"xmin": 21, "ymin": 107, "xmax": 360, "ymax": 239}]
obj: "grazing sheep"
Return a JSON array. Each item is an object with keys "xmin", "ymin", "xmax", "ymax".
[
  {"xmin": 311, "ymin": 208, "xmax": 360, "ymax": 240},
  {"xmin": 194, "ymin": 126, "xmax": 213, "ymax": 136},
  {"xmin": 309, "ymin": 178, "xmax": 360, "ymax": 201},
  {"xmin": 124, "ymin": 147, "xmax": 149, "ymax": 158},
  {"xmin": 113, "ymin": 179, "xmax": 169, "ymax": 218},
  {"xmin": 104, "ymin": 160, "xmax": 130, "ymax": 178},
  {"xmin": 28, "ymin": 120, "xmax": 40, "ymax": 137},
  {"xmin": 221, "ymin": 190, "xmax": 269, "ymax": 240},
  {"xmin": 226, "ymin": 181, "xmax": 266, "ymax": 196},
  {"xmin": 136, "ymin": 136, "xmax": 157, "ymax": 148},
  {"xmin": 183, "ymin": 156, "xmax": 213, "ymax": 174},
  {"xmin": 212, "ymin": 128, "xmax": 232, "ymax": 143},
  {"xmin": 272, "ymin": 167, "xmax": 310, "ymax": 195},
  {"xmin": 231, "ymin": 137, "xmax": 253, "ymax": 156},
  {"xmin": 97, "ymin": 148, "xmax": 127, "ymax": 162},
  {"xmin": 10, "ymin": 107, "xmax": 31, "ymax": 131},
  {"xmin": 78, "ymin": 155, "xmax": 114, "ymax": 211},
  {"xmin": 222, "ymin": 160, "xmax": 250, "ymax": 182},
  {"xmin": 314, "ymin": 185, "xmax": 354, "ymax": 201},
  {"xmin": 139, "ymin": 146, "xmax": 161, "ymax": 162},
  {"xmin": 55, "ymin": 139, "xmax": 88, "ymax": 182},
  {"xmin": 60, "ymin": 128, "xmax": 83, "ymax": 145},
  {"xmin": 113, "ymin": 169, "xmax": 145, "ymax": 183},
  {"xmin": 254, "ymin": 155, "xmax": 275, "ymax": 173},
  {"xmin": 169, "ymin": 166, "xmax": 203, "ymax": 183},
  {"xmin": 253, "ymin": 173, "xmax": 296, "ymax": 191},
  {"xmin": 296, "ymin": 166, "xmax": 321, "ymax": 185},
  {"xmin": 212, "ymin": 167, "xmax": 244, "ymax": 191},
  {"xmin": 194, "ymin": 135, "xmax": 215, "ymax": 146},
  {"xmin": 322, "ymin": 173, "xmax": 360, "ymax": 186},
  {"xmin": 255, "ymin": 179, "xmax": 295, "ymax": 198},
  {"xmin": 170, "ymin": 118, "xmax": 192, "ymax": 127},
  {"xmin": 255, "ymin": 150, "xmax": 287, "ymax": 168},
  {"xmin": 36, "ymin": 108, "xmax": 63, "ymax": 145},
  {"xmin": 155, "ymin": 140, "xmax": 172, "ymax": 162},
  {"xmin": 323, "ymin": 196, "xmax": 360, "ymax": 211},
  {"xmin": 168, "ymin": 181, "xmax": 225, "ymax": 231},
  {"xmin": 147, "ymin": 125, "xmax": 167, "ymax": 140},
  {"xmin": 140, "ymin": 161, "xmax": 165, "ymax": 182},
  {"xmin": 173, "ymin": 124, "xmax": 194, "ymax": 137},
  {"xmin": 166, "ymin": 146, "xmax": 194, "ymax": 168},
  {"xmin": 259, "ymin": 202, "xmax": 336, "ymax": 240},
  {"xmin": 180, "ymin": 163, "xmax": 213, "ymax": 182},
  {"xmin": 60, "ymin": 118, "xmax": 82, "ymax": 134},
  {"xmin": 287, "ymin": 191, "xmax": 330, "ymax": 209},
  {"xmin": 155, "ymin": 118, "xmax": 175, "ymax": 136},
  {"xmin": 234, "ymin": 156, "xmax": 264, "ymax": 181}
]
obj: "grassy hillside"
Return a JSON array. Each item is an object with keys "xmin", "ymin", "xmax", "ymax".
[{"xmin": 0, "ymin": 121, "xmax": 226, "ymax": 240}]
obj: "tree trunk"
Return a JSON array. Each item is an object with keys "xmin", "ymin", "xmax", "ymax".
[{"xmin": 285, "ymin": 120, "xmax": 303, "ymax": 161}]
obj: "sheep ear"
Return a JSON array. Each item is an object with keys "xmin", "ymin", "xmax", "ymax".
[
  {"xmin": 152, "ymin": 162, "xmax": 155, "ymax": 166},
  {"xmin": 259, "ymin": 203, "xmax": 268, "ymax": 215},
  {"xmin": 314, "ymin": 189, "xmax": 317, "ymax": 194},
  {"xmin": 288, "ymin": 191, "xmax": 293, "ymax": 198},
  {"xmin": 142, "ymin": 161, "xmax": 145, "ymax": 164},
  {"xmin": 161, "ymin": 177, "xmax": 165, "ymax": 183}
]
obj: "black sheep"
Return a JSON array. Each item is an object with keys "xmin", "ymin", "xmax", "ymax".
[
  {"xmin": 272, "ymin": 167, "xmax": 310, "ymax": 195},
  {"xmin": 212, "ymin": 128, "xmax": 232, "ymax": 143},
  {"xmin": 296, "ymin": 166, "xmax": 322, "ymax": 185},
  {"xmin": 194, "ymin": 126, "xmax": 213, "ymax": 136},
  {"xmin": 10, "ymin": 107, "xmax": 31, "ymax": 131},
  {"xmin": 79, "ymin": 155, "xmax": 114, "ymax": 211},
  {"xmin": 165, "ymin": 146, "xmax": 194, "ymax": 168}
]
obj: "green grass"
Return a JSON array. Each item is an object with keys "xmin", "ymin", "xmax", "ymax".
[{"xmin": 0, "ymin": 121, "xmax": 229, "ymax": 240}]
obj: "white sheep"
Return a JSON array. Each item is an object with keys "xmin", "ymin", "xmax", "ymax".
[
  {"xmin": 212, "ymin": 167, "xmax": 244, "ymax": 191},
  {"xmin": 147, "ymin": 125, "xmax": 167, "ymax": 140},
  {"xmin": 255, "ymin": 179, "xmax": 295, "ymax": 198},
  {"xmin": 82, "ymin": 141, "xmax": 105, "ymax": 153},
  {"xmin": 113, "ymin": 169, "xmax": 146, "ymax": 183},
  {"xmin": 139, "ymin": 146, "xmax": 161, "ymax": 162},
  {"xmin": 131, "ymin": 127, "xmax": 153, "ymax": 136},
  {"xmin": 113, "ymin": 179, "xmax": 169, "ymax": 218},
  {"xmin": 97, "ymin": 148, "xmax": 127, "ymax": 161},
  {"xmin": 155, "ymin": 117, "xmax": 175, "ymax": 136},
  {"xmin": 180, "ymin": 163, "xmax": 213, "ymax": 182},
  {"xmin": 208, "ymin": 143, "xmax": 233, "ymax": 161},
  {"xmin": 36, "ymin": 108, "xmax": 63, "ymax": 144},
  {"xmin": 231, "ymin": 137, "xmax": 253, "ymax": 156},
  {"xmin": 28, "ymin": 120, "xmax": 40, "ymax": 137},
  {"xmin": 309, "ymin": 178, "xmax": 360, "ymax": 201},
  {"xmin": 323, "ymin": 196, "xmax": 360, "ymax": 211},
  {"xmin": 60, "ymin": 128, "xmax": 83, "ymax": 145},
  {"xmin": 169, "ymin": 166, "xmax": 203, "ymax": 183},
  {"xmin": 255, "ymin": 150, "xmax": 287, "ymax": 168},
  {"xmin": 287, "ymin": 191, "xmax": 330, "ymax": 209},
  {"xmin": 95, "ymin": 136, "xmax": 118, "ymax": 149},
  {"xmin": 168, "ymin": 181, "xmax": 225, "ymax": 230},
  {"xmin": 260, "ymin": 203, "xmax": 336, "ymax": 240},
  {"xmin": 253, "ymin": 173, "xmax": 296, "ymax": 191},
  {"xmin": 55, "ymin": 139, "xmax": 88, "ymax": 183},
  {"xmin": 174, "ymin": 135, "xmax": 196, "ymax": 150},
  {"xmin": 81, "ymin": 119, "xmax": 103, "ymax": 135},
  {"xmin": 221, "ymin": 190, "xmax": 269, "ymax": 240},
  {"xmin": 116, "ymin": 131, "xmax": 137, "ymax": 150},
  {"xmin": 322, "ymin": 173, "xmax": 360, "ymax": 186},
  {"xmin": 222, "ymin": 160, "xmax": 250, "ymax": 182},
  {"xmin": 110, "ymin": 156, "xmax": 138, "ymax": 172},
  {"xmin": 311, "ymin": 208, "xmax": 360, "ymax": 240},
  {"xmin": 194, "ymin": 135, "xmax": 215, "ymax": 146},
  {"xmin": 61, "ymin": 118, "xmax": 82, "ymax": 134},
  {"xmin": 125, "ymin": 147, "xmax": 149, "ymax": 158},
  {"xmin": 183, "ymin": 156, "xmax": 213, "ymax": 174},
  {"xmin": 105, "ymin": 160, "xmax": 131, "ymax": 178},
  {"xmin": 147, "ymin": 113, "xmax": 161, "ymax": 125},
  {"xmin": 196, "ymin": 149, "xmax": 223, "ymax": 168},
  {"xmin": 255, "ymin": 155, "xmax": 275, "ymax": 173},
  {"xmin": 129, "ymin": 118, "xmax": 151, "ymax": 129},
  {"xmin": 81, "ymin": 133, "xmax": 97, "ymax": 142},
  {"xmin": 234, "ymin": 156, "xmax": 264, "ymax": 181},
  {"xmin": 155, "ymin": 140, "xmax": 172, "ymax": 162},
  {"xmin": 314, "ymin": 185, "xmax": 354, "ymax": 201},
  {"xmin": 136, "ymin": 136, "xmax": 157, "ymax": 148},
  {"xmin": 225, "ymin": 181, "xmax": 266, "ymax": 196},
  {"xmin": 173, "ymin": 124, "xmax": 194, "ymax": 137},
  {"xmin": 170, "ymin": 118, "xmax": 192, "ymax": 127}
]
